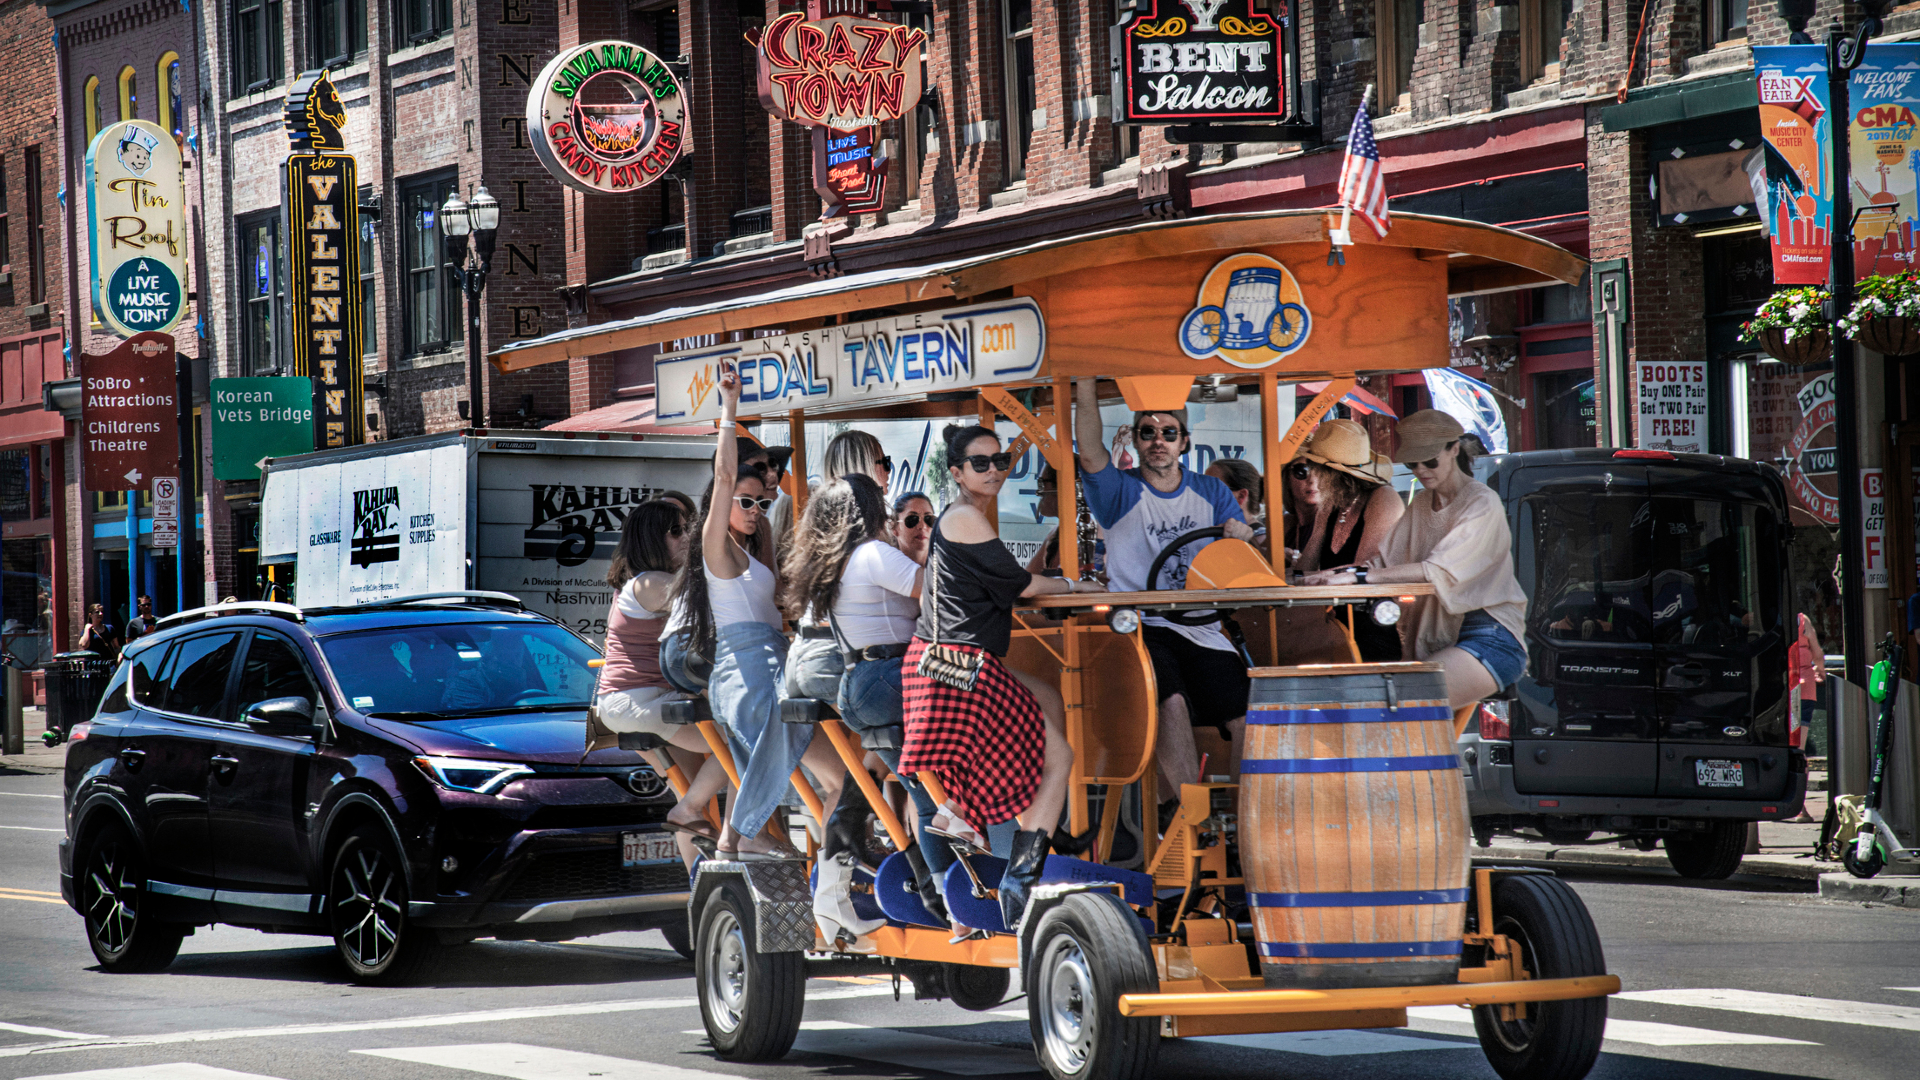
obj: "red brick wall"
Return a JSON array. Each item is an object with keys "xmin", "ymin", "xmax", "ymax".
[{"xmin": 0, "ymin": 0, "xmax": 62, "ymax": 343}]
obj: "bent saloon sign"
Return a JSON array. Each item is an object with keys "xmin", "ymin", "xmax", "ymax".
[
  {"xmin": 85, "ymin": 120, "xmax": 189, "ymax": 337},
  {"xmin": 528, "ymin": 40, "xmax": 685, "ymax": 194},
  {"xmin": 1115, "ymin": 1, "xmax": 1287, "ymax": 123}
]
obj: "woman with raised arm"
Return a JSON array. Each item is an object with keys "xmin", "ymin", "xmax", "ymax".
[{"xmin": 901, "ymin": 424, "xmax": 1106, "ymax": 933}]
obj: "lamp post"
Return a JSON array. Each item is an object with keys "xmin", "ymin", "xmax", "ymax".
[{"xmin": 441, "ymin": 185, "xmax": 501, "ymax": 423}]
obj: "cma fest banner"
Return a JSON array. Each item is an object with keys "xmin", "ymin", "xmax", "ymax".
[
  {"xmin": 1115, "ymin": 0, "xmax": 1287, "ymax": 124},
  {"xmin": 528, "ymin": 40, "xmax": 685, "ymax": 194},
  {"xmin": 1755, "ymin": 45, "xmax": 1920, "ymax": 284},
  {"xmin": 654, "ymin": 298, "xmax": 1045, "ymax": 424},
  {"xmin": 756, "ymin": 0, "xmax": 927, "ymax": 217},
  {"xmin": 85, "ymin": 119, "xmax": 189, "ymax": 337},
  {"xmin": 283, "ymin": 70, "xmax": 364, "ymax": 447}
]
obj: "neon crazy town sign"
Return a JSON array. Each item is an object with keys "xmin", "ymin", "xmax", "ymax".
[
  {"xmin": 756, "ymin": 11, "xmax": 928, "ymax": 128},
  {"xmin": 653, "ymin": 298, "xmax": 1044, "ymax": 423}
]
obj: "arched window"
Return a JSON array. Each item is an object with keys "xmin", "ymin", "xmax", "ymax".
[
  {"xmin": 83, "ymin": 75, "xmax": 101, "ymax": 141},
  {"xmin": 118, "ymin": 65, "xmax": 137, "ymax": 122},
  {"xmin": 157, "ymin": 52, "xmax": 181, "ymax": 138}
]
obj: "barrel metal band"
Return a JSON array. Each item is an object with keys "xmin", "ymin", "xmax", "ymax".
[
  {"xmin": 1241, "ymin": 754, "xmax": 1461, "ymax": 773},
  {"xmin": 1258, "ymin": 940, "xmax": 1466, "ymax": 958},
  {"xmin": 1250, "ymin": 888, "xmax": 1469, "ymax": 908},
  {"xmin": 1246, "ymin": 706, "xmax": 1452, "ymax": 725}
]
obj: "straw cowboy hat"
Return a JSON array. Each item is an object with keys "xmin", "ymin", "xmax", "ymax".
[{"xmin": 1292, "ymin": 419, "xmax": 1384, "ymax": 485}]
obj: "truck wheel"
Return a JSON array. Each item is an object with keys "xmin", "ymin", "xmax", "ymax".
[
  {"xmin": 660, "ymin": 917, "xmax": 695, "ymax": 960},
  {"xmin": 947, "ymin": 964, "xmax": 1011, "ymax": 1011},
  {"xmin": 330, "ymin": 825, "xmax": 442, "ymax": 985},
  {"xmin": 1663, "ymin": 821, "xmax": 1746, "ymax": 880},
  {"xmin": 1473, "ymin": 874, "xmax": 1607, "ymax": 1080},
  {"xmin": 81, "ymin": 822, "xmax": 186, "ymax": 973},
  {"xmin": 695, "ymin": 876, "xmax": 804, "ymax": 1061},
  {"xmin": 1026, "ymin": 891, "xmax": 1159, "ymax": 1080}
]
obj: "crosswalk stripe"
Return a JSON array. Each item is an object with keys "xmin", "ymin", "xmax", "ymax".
[
  {"xmin": 1196, "ymin": 1029, "xmax": 1473, "ymax": 1056},
  {"xmin": 1405, "ymin": 1006, "xmax": 1816, "ymax": 1047},
  {"xmin": 791, "ymin": 1020, "xmax": 1039, "ymax": 1075},
  {"xmin": 355, "ymin": 1044, "xmax": 728, "ymax": 1080},
  {"xmin": 1890, "ymin": 987, "xmax": 1920, "ymax": 993},
  {"xmin": 0, "ymin": 1022, "xmax": 105, "ymax": 1041},
  {"xmin": 1616, "ymin": 988, "xmax": 1920, "ymax": 1034},
  {"xmin": 0, "ymin": 791, "xmax": 62, "ymax": 798},
  {"xmin": 0, "ymin": 825, "xmax": 64, "ymax": 833},
  {"xmin": 15, "ymin": 1065, "xmax": 290, "ymax": 1080}
]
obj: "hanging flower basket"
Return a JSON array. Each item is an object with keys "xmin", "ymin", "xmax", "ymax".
[
  {"xmin": 1854, "ymin": 316, "xmax": 1920, "ymax": 357},
  {"xmin": 1840, "ymin": 272, "xmax": 1920, "ymax": 356},
  {"xmin": 1741, "ymin": 286, "xmax": 1833, "ymax": 367}
]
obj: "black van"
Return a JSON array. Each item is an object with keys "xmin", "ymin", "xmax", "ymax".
[{"xmin": 1458, "ymin": 448, "xmax": 1808, "ymax": 879}]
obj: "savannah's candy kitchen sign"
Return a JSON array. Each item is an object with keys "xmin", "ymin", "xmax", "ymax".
[
  {"xmin": 528, "ymin": 40, "xmax": 686, "ymax": 195},
  {"xmin": 85, "ymin": 120, "xmax": 189, "ymax": 337}
]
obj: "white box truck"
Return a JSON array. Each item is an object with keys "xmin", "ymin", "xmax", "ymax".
[{"xmin": 259, "ymin": 430, "xmax": 712, "ymax": 642}]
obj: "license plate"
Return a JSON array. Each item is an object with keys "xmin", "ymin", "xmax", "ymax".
[
  {"xmin": 1695, "ymin": 759, "xmax": 1746, "ymax": 788},
  {"xmin": 622, "ymin": 832, "xmax": 678, "ymax": 866}
]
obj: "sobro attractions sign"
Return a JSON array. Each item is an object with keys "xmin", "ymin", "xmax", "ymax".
[
  {"xmin": 1115, "ymin": 0, "xmax": 1287, "ymax": 124},
  {"xmin": 529, "ymin": 40, "xmax": 685, "ymax": 195},
  {"xmin": 654, "ymin": 298, "xmax": 1044, "ymax": 424},
  {"xmin": 85, "ymin": 120, "xmax": 189, "ymax": 337}
]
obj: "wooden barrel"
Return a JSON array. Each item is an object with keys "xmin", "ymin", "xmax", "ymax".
[{"xmin": 1238, "ymin": 662, "xmax": 1469, "ymax": 989}]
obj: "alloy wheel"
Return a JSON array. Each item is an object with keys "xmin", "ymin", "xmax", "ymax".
[
  {"xmin": 333, "ymin": 845, "xmax": 402, "ymax": 970},
  {"xmin": 84, "ymin": 836, "xmax": 139, "ymax": 956}
]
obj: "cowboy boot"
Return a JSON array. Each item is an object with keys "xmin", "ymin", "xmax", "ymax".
[
  {"xmin": 998, "ymin": 828, "xmax": 1053, "ymax": 932},
  {"xmin": 821, "ymin": 777, "xmax": 879, "ymax": 870},
  {"xmin": 903, "ymin": 843, "xmax": 949, "ymax": 924}
]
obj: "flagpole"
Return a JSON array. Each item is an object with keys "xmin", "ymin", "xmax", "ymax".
[
  {"xmin": 1329, "ymin": 84, "xmax": 1373, "ymax": 261},
  {"xmin": 1338, "ymin": 85, "xmax": 1371, "ymax": 239}
]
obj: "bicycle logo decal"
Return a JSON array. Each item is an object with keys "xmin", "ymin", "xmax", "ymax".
[{"xmin": 1177, "ymin": 252, "xmax": 1312, "ymax": 368}]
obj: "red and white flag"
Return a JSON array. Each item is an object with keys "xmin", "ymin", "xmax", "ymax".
[{"xmin": 1337, "ymin": 94, "xmax": 1390, "ymax": 238}]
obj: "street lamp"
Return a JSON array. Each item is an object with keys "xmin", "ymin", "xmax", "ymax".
[{"xmin": 441, "ymin": 185, "xmax": 500, "ymax": 422}]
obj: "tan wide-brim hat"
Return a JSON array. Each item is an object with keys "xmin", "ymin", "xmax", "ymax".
[
  {"xmin": 1291, "ymin": 418, "xmax": 1384, "ymax": 485},
  {"xmin": 1367, "ymin": 452, "xmax": 1394, "ymax": 484},
  {"xmin": 1391, "ymin": 409, "xmax": 1467, "ymax": 464}
]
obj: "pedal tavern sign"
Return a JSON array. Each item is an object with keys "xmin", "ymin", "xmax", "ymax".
[
  {"xmin": 528, "ymin": 40, "xmax": 686, "ymax": 195},
  {"xmin": 85, "ymin": 120, "xmax": 189, "ymax": 338}
]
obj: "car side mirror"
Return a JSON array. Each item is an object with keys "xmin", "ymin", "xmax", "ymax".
[{"xmin": 245, "ymin": 696, "xmax": 316, "ymax": 735}]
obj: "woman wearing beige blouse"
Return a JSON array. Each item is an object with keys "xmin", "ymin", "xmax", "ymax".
[{"xmin": 1304, "ymin": 410, "xmax": 1528, "ymax": 708}]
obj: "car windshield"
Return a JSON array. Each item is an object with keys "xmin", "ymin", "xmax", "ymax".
[{"xmin": 319, "ymin": 621, "xmax": 600, "ymax": 718}]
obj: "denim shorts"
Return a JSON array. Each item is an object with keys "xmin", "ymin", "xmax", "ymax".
[
  {"xmin": 1455, "ymin": 610, "xmax": 1526, "ymax": 689},
  {"xmin": 659, "ymin": 630, "xmax": 712, "ymax": 694}
]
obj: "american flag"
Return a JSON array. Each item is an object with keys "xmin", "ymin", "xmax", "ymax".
[{"xmin": 1337, "ymin": 98, "xmax": 1390, "ymax": 238}]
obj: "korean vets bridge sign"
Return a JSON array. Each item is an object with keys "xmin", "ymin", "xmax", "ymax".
[
  {"xmin": 85, "ymin": 120, "xmax": 189, "ymax": 337},
  {"xmin": 653, "ymin": 298, "xmax": 1045, "ymax": 424}
]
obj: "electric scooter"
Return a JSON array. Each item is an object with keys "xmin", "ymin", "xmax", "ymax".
[{"xmin": 1847, "ymin": 633, "xmax": 1920, "ymax": 878}]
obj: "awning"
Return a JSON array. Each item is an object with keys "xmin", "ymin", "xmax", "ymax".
[
  {"xmin": 540, "ymin": 395, "xmax": 712, "ymax": 436},
  {"xmin": 1297, "ymin": 380, "xmax": 1397, "ymax": 418},
  {"xmin": 490, "ymin": 209, "xmax": 1587, "ymax": 374}
]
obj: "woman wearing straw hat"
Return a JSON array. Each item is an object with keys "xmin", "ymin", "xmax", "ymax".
[
  {"xmin": 1304, "ymin": 409, "xmax": 1527, "ymax": 709},
  {"xmin": 1283, "ymin": 418, "xmax": 1404, "ymax": 661}
]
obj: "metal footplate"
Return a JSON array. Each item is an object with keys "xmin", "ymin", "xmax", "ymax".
[{"xmin": 692, "ymin": 859, "xmax": 815, "ymax": 953}]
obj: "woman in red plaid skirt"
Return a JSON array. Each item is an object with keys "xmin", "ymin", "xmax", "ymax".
[{"xmin": 900, "ymin": 425, "xmax": 1107, "ymax": 931}]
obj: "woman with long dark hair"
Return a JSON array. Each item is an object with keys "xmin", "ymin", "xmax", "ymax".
[
  {"xmin": 901, "ymin": 424, "xmax": 1104, "ymax": 932},
  {"xmin": 597, "ymin": 500, "xmax": 731, "ymax": 865},
  {"xmin": 1283, "ymin": 420, "xmax": 1404, "ymax": 661}
]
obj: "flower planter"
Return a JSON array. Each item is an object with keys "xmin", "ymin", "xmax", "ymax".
[
  {"xmin": 1754, "ymin": 324, "xmax": 1832, "ymax": 366},
  {"xmin": 1854, "ymin": 315, "xmax": 1920, "ymax": 357}
]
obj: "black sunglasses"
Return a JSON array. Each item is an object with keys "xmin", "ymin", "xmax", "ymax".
[
  {"xmin": 1414, "ymin": 441, "xmax": 1459, "ymax": 471},
  {"xmin": 1286, "ymin": 463, "xmax": 1312, "ymax": 481},
  {"xmin": 879, "ymin": 455, "xmax": 893, "ymax": 472},
  {"xmin": 666, "ymin": 522, "xmax": 687, "ymax": 537},
  {"xmin": 1135, "ymin": 425, "xmax": 1185, "ymax": 443},
  {"xmin": 897, "ymin": 512, "xmax": 930, "ymax": 528},
  {"xmin": 733, "ymin": 495, "xmax": 775, "ymax": 511},
  {"xmin": 961, "ymin": 453, "xmax": 1013, "ymax": 473}
]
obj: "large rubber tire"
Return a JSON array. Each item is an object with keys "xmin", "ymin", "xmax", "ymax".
[
  {"xmin": 1663, "ymin": 820, "xmax": 1746, "ymax": 880},
  {"xmin": 695, "ymin": 877, "xmax": 805, "ymax": 1061},
  {"xmin": 661, "ymin": 917, "xmax": 695, "ymax": 959},
  {"xmin": 1473, "ymin": 875, "xmax": 1608, "ymax": 1080},
  {"xmin": 947, "ymin": 963, "xmax": 1011, "ymax": 1011},
  {"xmin": 328, "ymin": 825, "xmax": 442, "ymax": 986},
  {"xmin": 1026, "ymin": 891, "xmax": 1160, "ymax": 1080},
  {"xmin": 80, "ymin": 822, "xmax": 186, "ymax": 973}
]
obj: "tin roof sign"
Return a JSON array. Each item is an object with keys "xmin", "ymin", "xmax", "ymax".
[
  {"xmin": 756, "ymin": 11, "xmax": 928, "ymax": 129},
  {"xmin": 528, "ymin": 40, "xmax": 686, "ymax": 194},
  {"xmin": 85, "ymin": 119, "xmax": 189, "ymax": 338}
]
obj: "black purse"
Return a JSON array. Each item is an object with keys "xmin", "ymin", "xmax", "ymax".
[{"xmin": 913, "ymin": 540, "xmax": 984, "ymax": 692}]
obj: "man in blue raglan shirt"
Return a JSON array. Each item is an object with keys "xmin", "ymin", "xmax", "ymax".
[{"xmin": 1073, "ymin": 378, "xmax": 1254, "ymax": 812}]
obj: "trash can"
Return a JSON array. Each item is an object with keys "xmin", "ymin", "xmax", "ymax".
[{"xmin": 44, "ymin": 651, "xmax": 113, "ymax": 745}]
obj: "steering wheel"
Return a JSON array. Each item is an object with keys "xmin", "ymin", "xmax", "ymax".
[{"xmin": 1143, "ymin": 526, "xmax": 1232, "ymax": 626}]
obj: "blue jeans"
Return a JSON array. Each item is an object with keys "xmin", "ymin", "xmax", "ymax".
[
  {"xmin": 660, "ymin": 629, "xmax": 712, "ymax": 694},
  {"xmin": 709, "ymin": 621, "xmax": 809, "ymax": 839},
  {"xmin": 1455, "ymin": 610, "xmax": 1527, "ymax": 689}
]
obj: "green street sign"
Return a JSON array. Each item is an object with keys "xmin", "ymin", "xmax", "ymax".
[{"xmin": 211, "ymin": 377, "xmax": 315, "ymax": 480}]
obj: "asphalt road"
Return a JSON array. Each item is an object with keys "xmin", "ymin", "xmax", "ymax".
[{"xmin": 4, "ymin": 768, "xmax": 1918, "ymax": 1080}]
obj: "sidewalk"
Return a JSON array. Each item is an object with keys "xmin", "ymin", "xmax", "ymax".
[{"xmin": 1, "ymin": 707, "xmax": 67, "ymax": 775}]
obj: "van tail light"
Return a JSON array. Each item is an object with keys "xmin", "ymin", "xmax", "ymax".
[
  {"xmin": 1478, "ymin": 700, "xmax": 1511, "ymax": 741},
  {"xmin": 1612, "ymin": 449, "xmax": 1677, "ymax": 460}
]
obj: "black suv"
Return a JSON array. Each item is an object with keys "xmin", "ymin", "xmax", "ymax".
[
  {"xmin": 59, "ymin": 594, "xmax": 689, "ymax": 983},
  {"xmin": 1458, "ymin": 450, "xmax": 1809, "ymax": 878}
]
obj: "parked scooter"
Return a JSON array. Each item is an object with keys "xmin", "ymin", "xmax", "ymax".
[{"xmin": 1846, "ymin": 633, "xmax": 1920, "ymax": 878}]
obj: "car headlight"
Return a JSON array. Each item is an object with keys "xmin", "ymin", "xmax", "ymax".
[
  {"xmin": 1369, "ymin": 598, "xmax": 1402, "ymax": 626},
  {"xmin": 413, "ymin": 755, "xmax": 533, "ymax": 795},
  {"xmin": 1107, "ymin": 608, "xmax": 1142, "ymax": 634}
]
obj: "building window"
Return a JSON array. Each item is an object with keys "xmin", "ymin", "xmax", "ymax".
[
  {"xmin": 157, "ymin": 52, "xmax": 181, "ymax": 139},
  {"xmin": 1377, "ymin": 0, "xmax": 1423, "ymax": 112},
  {"xmin": 1708, "ymin": 0, "xmax": 1749, "ymax": 44},
  {"xmin": 395, "ymin": 0, "xmax": 453, "ymax": 47},
  {"xmin": 399, "ymin": 170, "xmax": 461, "ymax": 356},
  {"xmin": 238, "ymin": 211, "xmax": 281, "ymax": 374},
  {"xmin": 1520, "ymin": 0, "xmax": 1571, "ymax": 84},
  {"xmin": 232, "ymin": 0, "xmax": 285, "ymax": 95},
  {"xmin": 1002, "ymin": 0, "xmax": 1035, "ymax": 183},
  {"xmin": 118, "ymin": 66, "xmax": 137, "ymax": 121},
  {"xmin": 25, "ymin": 148, "xmax": 44, "ymax": 305},
  {"xmin": 83, "ymin": 76, "xmax": 101, "ymax": 141},
  {"xmin": 311, "ymin": 0, "xmax": 367, "ymax": 67},
  {"xmin": 0, "ymin": 154, "xmax": 9, "ymax": 278},
  {"xmin": 359, "ymin": 186, "xmax": 378, "ymax": 357}
]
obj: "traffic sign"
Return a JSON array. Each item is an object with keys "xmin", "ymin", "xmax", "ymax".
[
  {"xmin": 211, "ymin": 377, "xmax": 316, "ymax": 479},
  {"xmin": 151, "ymin": 475, "xmax": 180, "ymax": 549},
  {"xmin": 82, "ymin": 333, "xmax": 179, "ymax": 492}
]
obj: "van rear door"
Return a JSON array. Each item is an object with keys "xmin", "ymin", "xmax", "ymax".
[
  {"xmin": 1649, "ymin": 471, "xmax": 1792, "ymax": 801},
  {"xmin": 1507, "ymin": 462, "xmax": 1660, "ymax": 797}
]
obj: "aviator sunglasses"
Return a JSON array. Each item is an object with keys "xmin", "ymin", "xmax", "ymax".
[
  {"xmin": 1135, "ymin": 425, "xmax": 1185, "ymax": 443},
  {"xmin": 1413, "ymin": 441, "xmax": 1459, "ymax": 471},
  {"xmin": 734, "ymin": 495, "xmax": 775, "ymax": 511},
  {"xmin": 897, "ymin": 512, "xmax": 931, "ymax": 529},
  {"xmin": 961, "ymin": 453, "xmax": 1013, "ymax": 473}
]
